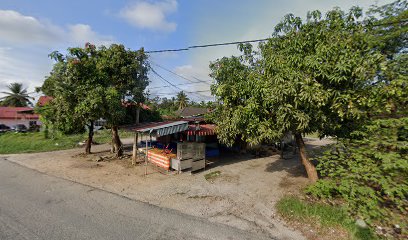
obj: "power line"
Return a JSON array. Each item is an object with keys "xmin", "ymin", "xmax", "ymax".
[
  {"xmin": 150, "ymin": 68, "xmax": 210, "ymax": 100},
  {"xmin": 150, "ymin": 90, "xmax": 211, "ymax": 95},
  {"xmin": 151, "ymin": 62, "xmax": 212, "ymax": 85},
  {"xmin": 189, "ymin": 38, "xmax": 269, "ymax": 49},
  {"xmin": 145, "ymin": 19, "xmax": 408, "ymax": 53},
  {"xmin": 148, "ymin": 81, "xmax": 207, "ymax": 90},
  {"xmin": 146, "ymin": 38, "xmax": 270, "ymax": 53}
]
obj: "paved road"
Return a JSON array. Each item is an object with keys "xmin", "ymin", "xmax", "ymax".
[{"xmin": 0, "ymin": 158, "xmax": 272, "ymax": 240}]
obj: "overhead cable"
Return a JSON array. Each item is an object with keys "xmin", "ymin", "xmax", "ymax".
[
  {"xmin": 145, "ymin": 19, "xmax": 408, "ymax": 53},
  {"xmin": 151, "ymin": 62, "xmax": 212, "ymax": 85},
  {"xmin": 150, "ymin": 68, "xmax": 209, "ymax": 100}
]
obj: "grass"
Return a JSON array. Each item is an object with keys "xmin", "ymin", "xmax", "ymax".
[
  {"xmin": 0, "ymin": 129, "xmax": 133, "ymax": 154},
  {"xmin": 204, "ymin": 170, "xmax": 221, "ymax": 182},
  {"xmin": 276, "ymin": 196, "xmax": 377, "ymax": 240}
]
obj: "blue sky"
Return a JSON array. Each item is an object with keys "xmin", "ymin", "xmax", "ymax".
[{"xmin": 0, "ymin": 0, "xmax": 393, "ymax": 102}]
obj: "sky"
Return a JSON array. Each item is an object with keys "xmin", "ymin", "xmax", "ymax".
[{"xmin": 0, "ymin": 0, "xmax": 394, "ymax": 102}]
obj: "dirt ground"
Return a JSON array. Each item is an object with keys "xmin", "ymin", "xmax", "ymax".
[{"xmin": 2, "ymin": 138, "xmax": 333, "ymax": 240}]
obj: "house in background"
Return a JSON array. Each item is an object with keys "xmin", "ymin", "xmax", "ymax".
[
  {"xmin": 0, "ymin": 107, "xmax": 40, "ymax": 128},
  {"xmin": 37, "ymin": 96, "xmax": 53, "ymax": 107},
  {"xmin": 175, "ymin": 107, "xmax": 209, "ymax": 119}
]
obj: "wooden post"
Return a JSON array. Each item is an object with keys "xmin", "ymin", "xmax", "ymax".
[
  {"xmin": 145, "ymin": 133, "xmax": 148, "ymax": 176},
  {"xmin": 132, "ymin": 132, "xmax": 138, "ymax": 165}
]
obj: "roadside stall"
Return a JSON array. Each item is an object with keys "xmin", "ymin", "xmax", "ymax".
[
  {"xmin": 127, "ymin": 121, "xmax": 219, "ymax": 174},
  {"xmin": 129, "ymin": 121, "xmax": 188, "ymax": 174}
]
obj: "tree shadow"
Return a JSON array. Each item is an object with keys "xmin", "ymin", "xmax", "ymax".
[
  {"xmin": 205, "ymin": 151, "xmax": 266, "ymax": 170},
  {"xmin": 264, "ymin": 153, "xmax": 308, "ymax": 178}
]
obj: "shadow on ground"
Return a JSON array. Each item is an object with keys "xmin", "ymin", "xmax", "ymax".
[{"xmin": 264, "ymin": 153, "xmax": 307, "ymax": 178}]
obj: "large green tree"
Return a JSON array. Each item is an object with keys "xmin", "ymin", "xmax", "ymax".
[
  {"xmin": 306, "ymin": 1, "xmax": 407, "ymax": 233},
  {"xmin": 41, "ymin": 43, "xmax": 149, "ymax": 155},
  {"xmin": 0, "ymin": 83, "xmax": 32, "ymax": 107},
  {"xmin": 210, "ymin": 7, "xmax": 384, "ymax": 182},
  {"xmin": 43, "ymin": 44, "xmax": 104, "ymax": 153},
  {"xmin": 96, "ymin": 44, "xmax": 149, "ymax": 156}
]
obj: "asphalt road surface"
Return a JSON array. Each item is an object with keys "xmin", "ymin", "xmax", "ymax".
[{"xmin": 0, "ymin": 158, "xmax": 273, "ymax": 240}]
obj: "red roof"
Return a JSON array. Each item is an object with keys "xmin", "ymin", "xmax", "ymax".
[
  {"xmin": 37, "ymin": 96, "xmax": 53, "ymax": 106},
  {"xmin": 0, "ymin": 107, "xmax": 39, "ymax": 120}
]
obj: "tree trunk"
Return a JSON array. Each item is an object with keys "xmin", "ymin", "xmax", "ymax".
[
  {"xmin": 135, "ymin": 106, "xmax": 140, "ymax": 125},
  {"xmin": 112, "ymin": 126, "xmax": 123, "ymax": 157},
  {"xmin": 85, "ymin": 121, "xmax": 94, "ymax": 154},
  {"xmin": 294, "ymin": 133, "xmax": 318, "ymax": 182}
]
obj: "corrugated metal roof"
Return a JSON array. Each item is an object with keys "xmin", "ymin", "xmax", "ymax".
[{"xmin": 131, "ymin": 121, "xmax": 189, "ymax": 136}]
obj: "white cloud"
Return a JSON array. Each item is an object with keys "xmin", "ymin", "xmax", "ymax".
[
  {"xmin": 174, "ymin": 64, "xmax": 211, "ymax": 81},
  {"xmin": 0, "ymin": 47, "xmax": 52, "ymax": 96},
  {"xmin": 0, "ymin": 10, "xmax": 64, "ymax": 45},
  {"xmin": 68, "ymin": 24, "xmax": 114, "ymax": 46},
  {"xmin": 0, "ymin": 10, "xmax": 114, "ymax": 47},
  {"xmin": 120, "ymin": 0, "xmax": 177, "ymax": 32},
  {"xmin": 0, "ymin": 10, "xmax": 116, "ymax": 99},
  {"xmin": 173, "ymin": 64, "xmax": 213, "ymax": 99}
]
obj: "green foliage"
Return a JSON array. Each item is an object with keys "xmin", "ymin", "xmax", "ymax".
[
  {"xmin": 176, "ymin": 91, "xmax": 189, "ymax": 110},
  {"xmin": 210, "ymin": 7, "xmax": 384, "ymax": 147},
  {"xmin": 139, "ymin": 108, "xmax": 162, "ymax": 122},
  {"xmin": 146, "ymin": 95, "xmax": 211, "ymax": 118},
  {"xmin": 307, "ymin": 118, "xmax": 408, "ymax": 231},
  {"xmin": 96, "ymin": 44, "xmax": 150, "ymax": 127},
  {"xmin": 40, "ymin": 44, "xmax": 103, "ymax": 133},
  {"xmin": 0, "ymin": 82, "xmax": 32, "ymax": 107},
  {"xmin": 40, "ymin": 43, "xmax": 150, "ymax": 133},
  {"xmin": 277, "ymin": 196, "xmax": 377, "ymax": 240}
]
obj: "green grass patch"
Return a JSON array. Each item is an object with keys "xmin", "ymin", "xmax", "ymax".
[
  {"xmin": 0, "ymin": 129, "xmax": 133, "ymax": 154},
  {"xmin": 204, "ymin": 171, "xmax": 221, "ymax": 182},
  {"xmin": 276, "ymin": 196, "xmax": 376, "ymax": 240}
]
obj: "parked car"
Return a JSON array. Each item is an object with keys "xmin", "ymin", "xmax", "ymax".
[
  {"xmin": 0, "ymin": 124, "xmax": 11, "ymax": 133},
  {"xmin": 12, "ymin": 124, "xmax": 28, "ymax": 133}
]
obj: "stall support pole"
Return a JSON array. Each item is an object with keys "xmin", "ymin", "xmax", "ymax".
[
  {"xmin": 132, "ymin": 132, "xmax": 138, "ymax": 165},
  {"xmin": 145, "ymin": 133, "xmax": 148, "ymax": 176}
]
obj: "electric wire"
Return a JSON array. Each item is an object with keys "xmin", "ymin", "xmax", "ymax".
[
  {"xmin": 151, "ymin": 62, "xmax": 212, "ymax": 85},
  {"xmin": 145, "ymin": 19, "xmax": 408, "ymax": 53},
  {"xmin": 149, "ymin": 68, "xmax": 210, "ymax": 100}
]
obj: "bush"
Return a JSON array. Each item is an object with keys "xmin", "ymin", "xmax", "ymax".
[{"xmin": 306, "ymin": 118, "xmax": 408, "ymax": 237}]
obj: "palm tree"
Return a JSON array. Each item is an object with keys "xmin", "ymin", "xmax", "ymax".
[
  {"xmin": 0, "ymin": 83, "xmax": 32, "ymax": 107},
  {"xmin": 176, "ymin": 91, "xmax": 189, "ymax": 110}
]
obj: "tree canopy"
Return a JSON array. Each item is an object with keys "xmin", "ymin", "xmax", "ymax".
[
  {"xmin": 40, "ymin": 43, "xmax": 149, "ymax": 154},
  {"xmin": 209, "ymin": 3, "xmax": 405, "ymax": 181}
]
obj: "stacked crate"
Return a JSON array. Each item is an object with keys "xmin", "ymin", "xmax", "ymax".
[{"xmin": 191, "ymin": 142, "xmax": 206, "ymax": 171}]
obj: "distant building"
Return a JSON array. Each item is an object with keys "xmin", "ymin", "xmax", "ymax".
[
  {"xmin": 175, "ymin": 107, "xmax": 209, "ymax": 118},
  {"xmin": 37, "ymin": 96, "xmax": 53, "ymax": 107},
  {"xmin": 0, "ymin": 107, "xmax": 40, "ymax": 128}
]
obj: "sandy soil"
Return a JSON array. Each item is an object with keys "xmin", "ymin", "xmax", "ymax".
[{"xmin": 2, "ymin": 138, "xmax": 333, "ymax": 240}]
